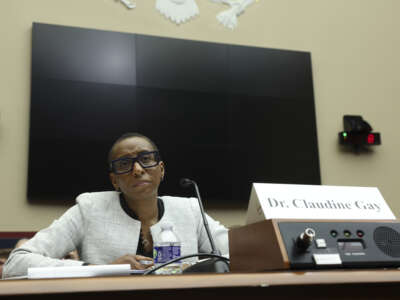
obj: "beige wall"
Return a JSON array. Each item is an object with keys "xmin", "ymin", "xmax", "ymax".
[{"xmin": 0, "ymin": 0, "xmax": 399, "ymax": 230}]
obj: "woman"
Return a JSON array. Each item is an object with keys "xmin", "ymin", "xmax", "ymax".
[{"xmin": 2, "ymin": 133, "xmax": 229, "ymax": 278}]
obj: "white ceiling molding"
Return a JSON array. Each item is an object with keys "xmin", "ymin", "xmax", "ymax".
[
  {"xmin": 211, "ymin": 0, "xmax": 254, "ymax": 30},
  {"xmin": 156, "ymin": 0, "xmax": 199, "ymax": 24},
  {"xmin": 116, "ymin": 0, "xmax": 256, "ymax": 29},
  {"xmin": 120, "ymin": 0, "xmax": 136, "ymax": 9}
]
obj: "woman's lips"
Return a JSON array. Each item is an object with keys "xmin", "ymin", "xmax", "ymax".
[{"xmin": 132, "ymin": 181, "xmax": 150, "ymax": 187}]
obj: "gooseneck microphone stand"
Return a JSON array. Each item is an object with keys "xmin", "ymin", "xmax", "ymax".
[
  {"xmin": 179, "ymin": 178, "xmax": 230, "ymax": 273},
  {"xmin": 144, "ymin": 178, "xmax": 230, "ymax": 275}
]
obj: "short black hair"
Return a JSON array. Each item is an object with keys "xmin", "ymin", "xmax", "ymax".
[{"xmin": 107, "ymin": 132, "xmax": 159, "ymax": 165}]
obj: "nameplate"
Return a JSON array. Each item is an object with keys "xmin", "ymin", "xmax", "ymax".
[
  {"xmin": 27, "ymin": 264, "xmax": 131, "ymax": 279},
  {"xmin": 246, "ymin": 183, "xmax": 396, "ymax": 224}
]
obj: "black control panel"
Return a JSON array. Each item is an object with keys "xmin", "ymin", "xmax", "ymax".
[{"xmin": 278, "ymin": 221, "xmax": 400, "ymax": 269}]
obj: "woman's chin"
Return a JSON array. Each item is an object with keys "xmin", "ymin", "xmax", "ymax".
[{"xmin": 126, "ymin": 185, "xmax": 157, "ymax": 199}]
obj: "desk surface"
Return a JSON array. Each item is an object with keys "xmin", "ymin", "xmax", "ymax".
[{"xmin": 2, "ymin": 269, "xmax": 400, "ymax": 299}]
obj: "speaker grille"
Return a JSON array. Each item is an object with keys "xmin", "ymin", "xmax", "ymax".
[{"xmin": 374, "ymin": 226, "xmax": 400, "ymax": 258}]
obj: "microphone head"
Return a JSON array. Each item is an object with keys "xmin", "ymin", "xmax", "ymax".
[{"xmin": 180, "ymin": 178, "xmax": 193, "ymax": 188}]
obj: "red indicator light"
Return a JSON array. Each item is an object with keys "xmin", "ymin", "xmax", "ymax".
[{"xmin": 367, "ymin": 134, "xmax": 375, "ymax": 144}]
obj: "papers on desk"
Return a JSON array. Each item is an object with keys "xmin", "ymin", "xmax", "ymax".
[{"xmin": 27, "ymin": 264, "xmax": 132, "ymax": 279}]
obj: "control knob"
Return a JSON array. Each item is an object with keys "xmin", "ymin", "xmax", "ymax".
[{"xmin": 296, "ymin": 228, "xmax": 316, "ymax": 251}]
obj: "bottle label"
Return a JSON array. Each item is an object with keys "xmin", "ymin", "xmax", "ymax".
[{"xmin": 154, "ymin": 245, "xmax": 181, "ymax": 264}]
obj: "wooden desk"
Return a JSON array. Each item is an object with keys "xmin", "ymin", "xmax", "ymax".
[{"xmin": 1, "ymin": 269, "xmax": 400, "ymax": 299}]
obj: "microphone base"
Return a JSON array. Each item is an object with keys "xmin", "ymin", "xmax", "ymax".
[{"xmin": 183, "ymin": 258, "xmax": 230, "ymax": 274}]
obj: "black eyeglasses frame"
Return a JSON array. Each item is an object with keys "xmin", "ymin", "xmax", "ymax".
[{"xmin": 109, "ymin": 151, "xmax": 161, "ymax": 174}]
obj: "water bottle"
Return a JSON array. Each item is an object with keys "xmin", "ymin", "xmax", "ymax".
[{"xmin": 153, "ymin": 223, "xmax": 182, "ymax": 274}]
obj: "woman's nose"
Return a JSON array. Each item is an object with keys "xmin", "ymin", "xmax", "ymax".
[{"xmin": 132, "ymin": 161, "xmax": 145, "ymax": 176}]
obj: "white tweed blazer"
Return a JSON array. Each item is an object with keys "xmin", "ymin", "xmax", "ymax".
[{"xmin": 2, "ymin": 191, "xmax": 229, "ymax": 278}]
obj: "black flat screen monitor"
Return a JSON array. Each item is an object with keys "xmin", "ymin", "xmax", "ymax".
[{"xmin": 29, "ymin": 23, "xmax": 320, "ymax": 207}]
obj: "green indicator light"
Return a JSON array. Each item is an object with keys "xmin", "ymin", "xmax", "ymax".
[{"xmin": 343, "ymin": 132, "xmax": 347, "ymax": 137}]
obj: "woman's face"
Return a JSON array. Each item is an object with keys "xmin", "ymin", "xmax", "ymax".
[{"xmin": 109, "ymin": 137, "xmax": 164, "ymax": 201}]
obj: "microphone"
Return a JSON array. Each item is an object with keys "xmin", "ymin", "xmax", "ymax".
[
  {"xmin": 180, "ymin": 178, "xmax": 229, "ymax": 273},
  {"xmin": 179, "ymin": 178, "xmax": 192, "ymax": 188},
  {"xmin": 180, "ymin": 178, "xmax": 219, "ymax": 255}
]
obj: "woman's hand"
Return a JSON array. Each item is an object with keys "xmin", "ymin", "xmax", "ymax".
[{"xmin": 111, "ymin": 254, "xmax": 154, "ymax": 270}]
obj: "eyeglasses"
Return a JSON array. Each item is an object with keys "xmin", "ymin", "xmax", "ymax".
[{"xmin": 110, "ymin": 151, "xmax": 161, "ymax": 175}]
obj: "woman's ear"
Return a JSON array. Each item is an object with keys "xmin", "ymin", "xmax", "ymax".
[
  {"xmin": 159, "ymin": 161, "xmax": 165, "ymax": 181},
  {"xmin": 109, "ymin": 173, "xmax": 119, "ymax": 191}
]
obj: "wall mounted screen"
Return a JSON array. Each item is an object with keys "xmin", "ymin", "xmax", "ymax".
[{"xmin": 29, "ymin": 23, "xmax": 320, "ymax": 207}]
